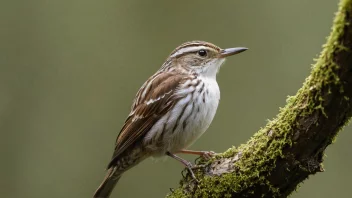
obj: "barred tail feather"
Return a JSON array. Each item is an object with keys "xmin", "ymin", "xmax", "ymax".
[{"xmin": 94, "ymin": 167, "xmax": 122, "ymax": 198}]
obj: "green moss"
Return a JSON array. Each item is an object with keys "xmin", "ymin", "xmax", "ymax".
[{"xmin": 167, "ymin": 0, "xmax": 352, "ymax": 197}]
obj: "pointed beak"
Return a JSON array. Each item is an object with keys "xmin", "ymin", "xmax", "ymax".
[{"xmin": 219, "ymin": 47, "xmax": 248, "ymax": 58}]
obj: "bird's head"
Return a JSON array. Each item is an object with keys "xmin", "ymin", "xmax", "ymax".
[{"xmin": 162, "ymin": 41, "xmax": 247, "ymax": 78}]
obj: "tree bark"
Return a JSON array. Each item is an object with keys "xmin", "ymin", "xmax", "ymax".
[{"xmin": 167, "ymin": 0, "xmax": 352, "ymax": 197}]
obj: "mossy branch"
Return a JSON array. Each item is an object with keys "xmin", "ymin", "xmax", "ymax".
[{"xmin": 167, "ymin": 0, "xmax": 352, "ymax": 197}]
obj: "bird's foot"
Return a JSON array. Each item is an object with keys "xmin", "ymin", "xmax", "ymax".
[
  {"xmin": 183, "ymin": 161, "xmax": 199, "ymax": 182},
  {"xmin": 199, "ymin": 151, "xmax": 216, "ymax": 160},
  {"xmin": 179, "ymin": 149, "xmax": 217, "ymax": 160}
]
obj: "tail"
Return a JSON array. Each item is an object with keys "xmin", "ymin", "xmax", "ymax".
[{"xmin": 94, "ymin": 167, "xmax": 122, "ymax": 198}]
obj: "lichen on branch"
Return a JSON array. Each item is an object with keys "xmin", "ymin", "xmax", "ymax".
[{"xmin": 167, "ymin": 0, "xmax": 352, "ymax": 197}]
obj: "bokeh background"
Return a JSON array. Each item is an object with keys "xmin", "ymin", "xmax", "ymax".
[{"xmin": 1, "ymin": 0, "xmax": 348, "ymax": 197}]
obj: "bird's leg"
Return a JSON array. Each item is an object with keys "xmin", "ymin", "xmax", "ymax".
[
  {"xmin": 166, "ymin": 152, "xmax": 198, "ymax": 182},
  {"xmin": 178, "ymin": 149, "xmax": 216, "ymax": 160}
]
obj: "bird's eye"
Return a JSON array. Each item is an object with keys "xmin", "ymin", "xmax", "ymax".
[{"xmin": 197, "ymin": 50, "xmax": 207, "ymax": 57}]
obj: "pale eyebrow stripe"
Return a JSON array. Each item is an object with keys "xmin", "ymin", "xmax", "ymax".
[{"xmin": 170, "ymin": 46, "xmax": 212, "ymax": 58}]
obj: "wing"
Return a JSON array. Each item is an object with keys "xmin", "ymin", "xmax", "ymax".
[{"xmin": 108, "ymin": 71, "xmax": 187, "ymax": 168}]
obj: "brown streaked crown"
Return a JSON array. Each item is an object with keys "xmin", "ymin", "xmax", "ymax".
[{"xmin": 169, "ymin": 41, "xmax": 221, "ymax": 58}]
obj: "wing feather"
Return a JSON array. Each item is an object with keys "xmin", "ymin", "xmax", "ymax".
[{"xmin": 108, "ymin": 72, "xmax": 188, "ymax": 168}]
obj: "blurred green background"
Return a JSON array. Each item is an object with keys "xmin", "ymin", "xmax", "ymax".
[{"xmin": 1, "ymin": 0, "xmax": 349, "ymax": 197}]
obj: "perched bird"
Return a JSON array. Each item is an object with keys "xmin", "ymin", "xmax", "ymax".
[{"xmin": 94, "ymin": 41, "xmax": 247, "ymax": 198}]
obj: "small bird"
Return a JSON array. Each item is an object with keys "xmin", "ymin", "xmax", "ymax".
[{"xmin": 93, "ymin": 41, "xmax": 247, "ymax": 198}]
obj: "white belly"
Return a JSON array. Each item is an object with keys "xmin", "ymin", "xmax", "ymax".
[{"xmin": 145, "ymin": 77, "xmax": 220, "ymax": 155}]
